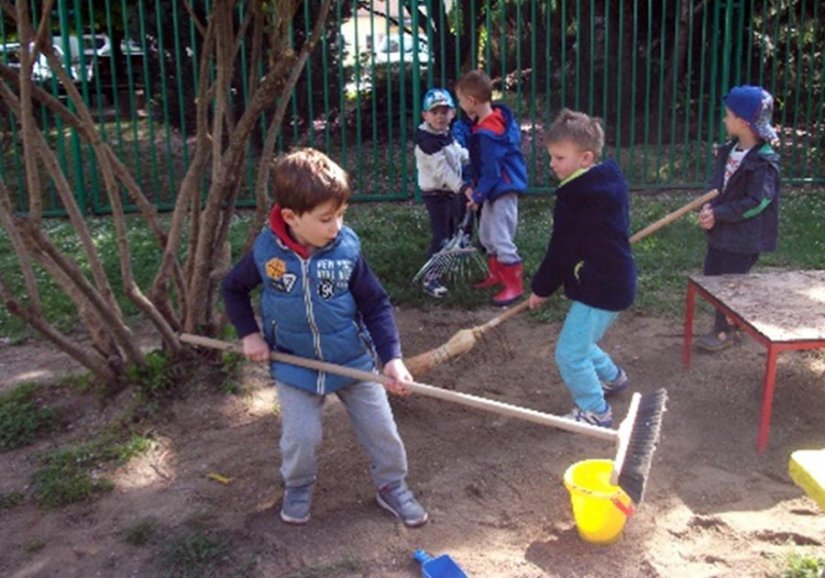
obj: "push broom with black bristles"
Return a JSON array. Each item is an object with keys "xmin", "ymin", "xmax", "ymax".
[{"xmin": 180, "ymin": 333, "xmax": 667, "ymax": 505}]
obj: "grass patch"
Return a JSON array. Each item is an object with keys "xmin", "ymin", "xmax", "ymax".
[
  {"xmin": 31, "ymin": 432, "xmax": 153, "ymax": 508},
  {"xmin": 125, "ymin": 349, "xmax": 178, "ymax": 403},
  {"xmin": 122, "ymin": 517, "xmax": 159, "ymax": 546},
  {"xmin": 125, "ymin": 349, "xmax": 229, "ymax": 406},
  {"xmin": 0, "ymin": 491, "xmax": 25, "ymax": 509},
  {"xmin": 782, "ymin": 550, "xmax": 825, "ymax": 578},
  {"xmin": 217, "ymin": 351, "xmax": 247, "ymax": 395},
  {"xmin": 0, "ymin": 383, "xmax": 59, "ymax": 451},
  {"xmin": 24, "ymin": 539, "xmax": 47, "ymax": 553},
  {"xmin": 158, "ymin": 528, "xmax": 256, "ymax": 578},
  {"xmin": 347, "ymin": 188, "xmax": 825, "ymax": 320},
  {"xmin": 57, "ymin": 372, "xmax": 97, "ymax": 394},
  {"xmin": 0, "ymin": 188, "xmax": 823, "ymax": 345},
  {"xmin": 286, "ymin": 556, "xmax": 364, "ymax": 578}
]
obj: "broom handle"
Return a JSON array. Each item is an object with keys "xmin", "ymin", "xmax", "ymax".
[
  {"xmin": 628, "ymin": 189, "xmax": 718, "ymax": 243},
  {"xmin": 180, "ymin": 333, "xmax": 617, "ymax": 441},
  {"xmin": 477, "ymin": 299, "xmax": 531, "ymax": 331},
  {"xmin": 478, "ymin": 189, "xmax": 720, "ymax": 333}
]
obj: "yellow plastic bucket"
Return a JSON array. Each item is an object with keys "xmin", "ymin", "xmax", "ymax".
[{"xmin": 563, "ymin": 459, "xmax": 635, "ymax": 545}]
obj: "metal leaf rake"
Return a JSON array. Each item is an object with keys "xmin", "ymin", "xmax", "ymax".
[{"xmin": 412, "ymin": 212, "xmax": 487, "ymax": 285}]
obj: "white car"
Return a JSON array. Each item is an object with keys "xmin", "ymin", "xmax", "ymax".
[
  {"xmin": 82, "ymin": 33, "xmax": 112, "ymax": 58},
  {"xmin": 34, "ymin": 39, "xmax": 91, "ymax": 83},
  {"xmin": 373, "ymin": 33, "xmax": 429, "ymax": 66}
]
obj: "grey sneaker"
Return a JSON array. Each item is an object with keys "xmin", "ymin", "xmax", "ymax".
[
  {"xmin": 280, "ymin": 483, "xmax": 313, "ymax": 525},
  {"xmin": 695, "ymin": 329, "xmax": 737, "ymax": 352},
  {"xmin": 602, "ymin": 367, "xmax": 629, "ymax": 397},
  {"xmin": 565, "ymin": 404, "xmax": 613, "ymax": 428},
  {"xmin": 376, "ymin": 481, "xmax": 428, "ymax": 527}
]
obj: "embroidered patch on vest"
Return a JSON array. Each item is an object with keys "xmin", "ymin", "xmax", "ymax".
[
  {"xmin": 318, "ymin": 278, "xmax": 335, "ymax": 300},
  {"xmin": 315, "ymin": 258, "xmax": 354, "ymax": 298},
  {"xmin": 265, "ymin": 258, "xmax": 296, "ymax": 293},
  {"xmin": 265, "ymin": 258, "xmax": 287, "ymax": 279},
  {"xmin": 271, "ymin": 273, "xmax": 297, "ymax": 293}
]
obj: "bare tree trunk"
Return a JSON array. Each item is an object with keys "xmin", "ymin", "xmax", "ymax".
[
  {"xmin": 183, "ymin": 0, "xmax": 333, "ymax": 334},
  {"xmin": 0, "ymin": 0, "xmax": 336, "ymax": 386}
]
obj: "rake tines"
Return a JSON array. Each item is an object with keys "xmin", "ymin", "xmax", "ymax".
[
  {"xmin": 412, "ymin": 213, "xmax": 487, "ymax": 285},
  {"xmin": 412, "ymin": 246, "xmax": 486, "ymax": 284}
]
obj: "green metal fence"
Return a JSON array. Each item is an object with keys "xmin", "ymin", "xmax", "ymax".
[{"xmin": 0, "ymin": 0, "xmax": 822, "ymax": 215}]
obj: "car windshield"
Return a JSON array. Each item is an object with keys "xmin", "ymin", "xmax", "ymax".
[{"xmin": 379, "ymin": 35, "xmax": 427, "ymax": 53}]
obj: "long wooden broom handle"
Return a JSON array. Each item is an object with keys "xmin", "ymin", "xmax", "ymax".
[
  {"xmin": 179, "ymin": 333, "xmax": 617, "ymax": 441},
  {"xmin": 628, "ymin": 188, "xmax": 718, "ymax": 243},
  {"xmin": 479, "ymin": 189, "xmax": 720, "ymax": 332}
]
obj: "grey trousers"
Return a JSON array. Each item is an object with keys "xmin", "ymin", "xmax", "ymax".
[
  {"xmin": 275, "ymin": 379, "xmax": 409, "ymax": 489},
  {"xmin": 478, "ymin": 192, "xmax": 520, "ymax": 264}
]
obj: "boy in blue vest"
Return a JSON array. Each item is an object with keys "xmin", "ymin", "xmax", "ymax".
[
  {"xmin": 528, "ymin": 109, "xmax": 636, "ymax": 427},
  {"xmin": 221, "ymin": 148, "xmax": 427, "ymax": 527},
  {"xmin": 695, "ymin": 85, "xmax": 781, "ymax": 352},
  {"xmin": 455, "ymin": 70, "xmax": 528, "ymax": 306}
]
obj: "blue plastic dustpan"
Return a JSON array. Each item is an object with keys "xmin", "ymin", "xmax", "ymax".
[{"xmin": 413, "ymin": 549, "xmax": 469, "ymax": 578}]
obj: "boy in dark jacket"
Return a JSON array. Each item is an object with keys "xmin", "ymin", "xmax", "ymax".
[
  {"xmin": 528, "ymin": 109, "xmax": 636, "ymax": 427},
  {"xmin": 456, "ymin": 70, "xmax": 528, "ymax": 306},
  {"xmin": 221, "ymin": 148, "xmax": 427, "ymax": 527},
  {"xmin": 696, "ymin": 85, "xmax": 781, "ymax": 352}
]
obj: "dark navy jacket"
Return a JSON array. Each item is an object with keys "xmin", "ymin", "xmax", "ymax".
[
  {"xmin": 706, "ymin": 140, "xmax": 780, "ymax": 253},
  {"xmin": 467, "ymin": 104, "xmax": 528, "ymax": 203},
  {"xmin": 531, "ymin": 160, "xmax": 636, "ymax": 312},
  {"xmin": 221, "ymin": 206, "xmax": 402, "ymax": 395}
]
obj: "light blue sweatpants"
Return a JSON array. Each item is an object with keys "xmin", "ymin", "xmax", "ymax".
[
  {"xmin": 275, "ymin": 378, "xmax": 408, "ymax": 489},
  {"xmin": 555, "ymin": 301, "xmax": 621, "ymax": 413}
]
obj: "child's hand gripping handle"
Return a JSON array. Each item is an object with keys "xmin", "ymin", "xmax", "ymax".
[{"xmin": 628, "ymin": 189, "xmax": 719, "ymax": 243}]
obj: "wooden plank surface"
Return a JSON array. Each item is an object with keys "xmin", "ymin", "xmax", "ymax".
[{"xmin": 689, "ymin": 270, "xmax": 825, "ymax": 342}]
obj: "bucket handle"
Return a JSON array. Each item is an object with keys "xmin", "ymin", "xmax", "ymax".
[{"xmin": 611, "ymin": 496, "xmax": 636, "ymax": 517}]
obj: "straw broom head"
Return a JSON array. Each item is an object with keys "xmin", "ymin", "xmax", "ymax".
[{"xmin": 405, "ymin": 327, "xmax": 480, "ymax": 377}]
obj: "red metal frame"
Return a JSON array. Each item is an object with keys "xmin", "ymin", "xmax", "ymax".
[{"xmin": 684, "ymin": 278, "xmax": 825, "ymax": 452}]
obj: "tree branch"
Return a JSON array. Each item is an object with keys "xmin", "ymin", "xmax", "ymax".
[{"xmin": 0, "ymin": 179, "xmax": 41, "ymax": 312}]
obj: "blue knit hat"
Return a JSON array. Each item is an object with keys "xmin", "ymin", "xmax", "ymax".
[
  {"xmin": 724, "ymin": 85, "xmax": 778, "ymax": 142},
  {"xmin": 422, "ymin": 88, "xmax": 455, "ymax": 111}
]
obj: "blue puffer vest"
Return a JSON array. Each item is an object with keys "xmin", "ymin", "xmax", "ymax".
[{"xmin": 252, "ymin": 226, "xmax": 376, "ymax": 395}]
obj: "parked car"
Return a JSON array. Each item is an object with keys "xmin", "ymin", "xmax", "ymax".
[
  {"xmin": 5, "ymin": 34, "xmax": 123, "ymax": 85},
  {"xmin": 0, "ymin": 41, "xmax": 22, "ymax": 70},
  {"xmin": 373, "ymin": 33, "xmax": 429, "ymax": 66},
  {"xmin": 120, "ymin": 38, "xmax": 145, "ymax": 57},
  {"xmin": 81, "ymin": 33, "xmax": 112, "ymax": 59},
  {"xmin": 32, "ymin": 38, "xmax": 92, "ymax": 84}
]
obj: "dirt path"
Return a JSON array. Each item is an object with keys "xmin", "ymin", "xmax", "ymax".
[{"xmin": 1, "ymin": 306, "xmax": 824, "ymax": 577}]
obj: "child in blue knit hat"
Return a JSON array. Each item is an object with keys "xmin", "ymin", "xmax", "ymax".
[{"xmin": 695, "ymin": 85, "xmax": 781, "ymax": 352}]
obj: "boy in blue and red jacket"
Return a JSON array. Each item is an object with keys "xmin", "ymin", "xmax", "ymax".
[
  {"xmin": 221, "ymin": 148, "xmax": 427, "ymax": 528},
  {"xmin": 696, "ymin": 85, "xmax": 781, "ymax": 352},
  {"xmin": 529, "ymin": 109, "xmax": 636, "ymax": 428},
  {"xmin": 455, "ymin": 70, "xmax": 528, "ymax": 306}
]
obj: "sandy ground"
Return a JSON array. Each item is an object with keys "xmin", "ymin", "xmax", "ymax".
[{"xmin": 1, "ymin": 304, "xmax": 824, "ymax": 577}]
